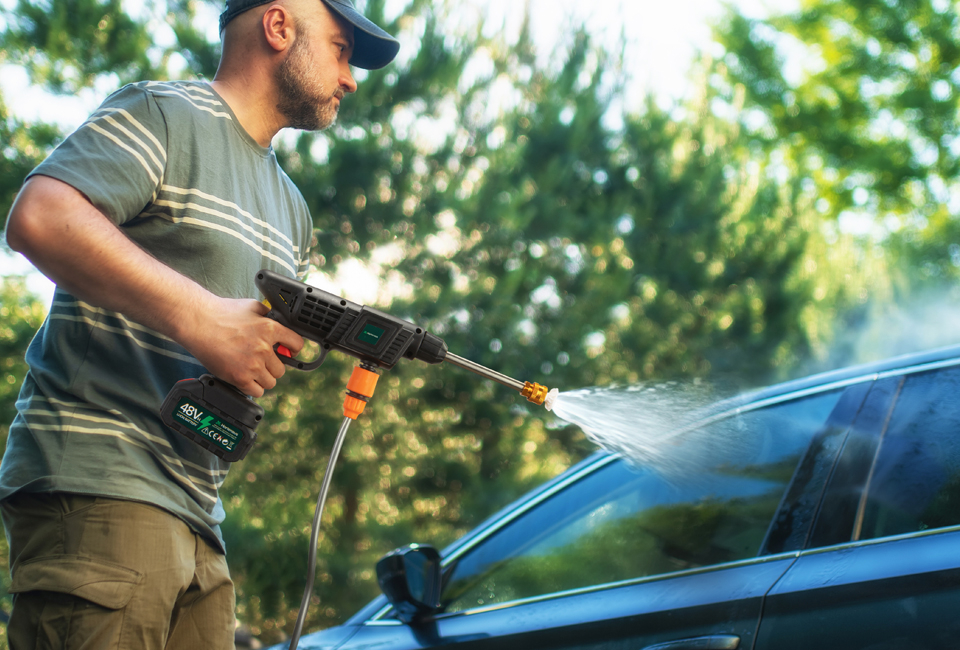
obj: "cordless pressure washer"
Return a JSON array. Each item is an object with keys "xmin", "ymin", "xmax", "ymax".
[
  {"xmin": 161, "ymin": 269, "xmax": 552, "ymax": 461},
  {"xmin": 160, "ymin": 269, "xmax": 556, "ymax": 649}
]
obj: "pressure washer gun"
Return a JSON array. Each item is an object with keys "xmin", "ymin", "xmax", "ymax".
[{"xmin": 161, "ymin": 269, "xmax": 555, "ymax": 461}]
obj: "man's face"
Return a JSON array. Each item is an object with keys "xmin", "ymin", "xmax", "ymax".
[{"xmin": 275, "ymin": 13, "xmax": 356, "ymax": 131}]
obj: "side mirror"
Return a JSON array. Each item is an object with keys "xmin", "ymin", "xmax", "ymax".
[{"xmin": 376, "ymin": 544, "xmax": 442, "ymax": 623}]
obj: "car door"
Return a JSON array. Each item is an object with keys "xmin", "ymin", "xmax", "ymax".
[
  {"xmin": 340, "ymin": 385, "xmax": 863, "ymax": 650},
  {"xmin": 756, "ymin": 363, "xmax": 960, "ymax": 650}
]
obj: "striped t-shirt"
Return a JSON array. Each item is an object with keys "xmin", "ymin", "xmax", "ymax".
[{"xmin": 0, "ymin": 81, "xmax": 313, "ymax": 550}]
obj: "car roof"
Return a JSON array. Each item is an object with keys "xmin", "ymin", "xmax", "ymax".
[{"xmin": 721, "ymin": 342, "xmax": 960, "ymax": 410}]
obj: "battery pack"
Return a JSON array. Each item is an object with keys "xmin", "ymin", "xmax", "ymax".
[{"xmin": 160, "ymin": 374, "xmax": 263, "ymax": 462}]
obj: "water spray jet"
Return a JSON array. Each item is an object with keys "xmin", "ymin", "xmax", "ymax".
[{"xmin": 545, "ymin": 383, "xmax": 735, "ymax": 479}]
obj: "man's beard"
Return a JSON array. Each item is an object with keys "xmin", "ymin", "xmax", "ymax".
[{"xmin": 275, "ymin": 31, "xmax": 341, "ymax": 131}]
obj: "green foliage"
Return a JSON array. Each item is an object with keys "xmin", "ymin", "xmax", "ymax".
[
  {"xmin": 713, "ymin": 0, "xmax": 960, "ymax": 312},
  {"xmin": 0, "ymin": 279, "xmax": 45, "ymax": 427},
  {"xmin": 0, "ymin": 279, "xmax": 47, "ymax": 638},
  {"xmin": 1, "ymin": 0, "xmax": 156, "ymax": 92},
  {"xmin": 0, "ymin": 97, "xmax": 59, "ymax": 229},
  {"xmin": 717, "ymin": 0, "xmax": 960, "ymax": 215},
  {"xmin": 167, "ymin": 0, "xmax": 221, "ymax": 80}
]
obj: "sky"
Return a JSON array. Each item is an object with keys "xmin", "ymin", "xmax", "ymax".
[{"xmin": 0, "ymin": 0, "xmax": 789, "ymax": 304}]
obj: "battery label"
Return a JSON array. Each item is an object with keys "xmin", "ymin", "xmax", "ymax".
[{"xmin": 171, "ymin": 397, "xmax": 242, "ymax": 453}]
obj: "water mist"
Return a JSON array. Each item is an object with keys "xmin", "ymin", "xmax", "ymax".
[{"xmin": 545, "ymin": 382, "xmax": 752, "ymax": 479}]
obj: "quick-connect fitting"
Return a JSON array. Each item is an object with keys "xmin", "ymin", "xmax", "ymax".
[
  {"xmin": 521, "ymin": 381, "xmax": 550, "ymax": 406},
  {"xmin": 344, "ymin": 364, "xmax": 380, "ymax": 420}
]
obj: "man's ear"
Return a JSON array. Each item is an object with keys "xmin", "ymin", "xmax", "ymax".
[{"xmin": 262, "ymin": 4, "xmax": 296, "ymax": 53}]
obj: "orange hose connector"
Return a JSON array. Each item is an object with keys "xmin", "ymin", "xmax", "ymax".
[{"xmin": 343, "ymin": 365, "xmax": 380, "ymax": 420}]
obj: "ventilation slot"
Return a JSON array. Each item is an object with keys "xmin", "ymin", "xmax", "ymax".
[
  {"xmin": 298, "ymin": 297, "xmax": 346, "ymax": 337},
  {"xmin": 382, "ymin": 331, "xmax": 412, "ymax": 364}
]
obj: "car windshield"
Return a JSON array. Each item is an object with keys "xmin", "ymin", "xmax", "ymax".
[{"xmin": 438, "ymin": 389, "xmax": 842, "ymax": 613}]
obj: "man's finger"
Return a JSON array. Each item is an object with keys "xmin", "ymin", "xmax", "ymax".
[
  {"xmin": 256, "ymin": 372, "xmax": 278, "ymax": 392},
  {"xmin": 242, "ymin": 381, "xmax": 265, "ymax": 398},
  {"xmin": 276, "ymin": 328, "xmax": 305, "ymax": 356},
  {"xmin": 265, "ymin": 351, "xmax": 287, "ymax": 379}
]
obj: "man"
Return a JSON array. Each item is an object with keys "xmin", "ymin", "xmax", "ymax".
[{"xmin": 0, "ymin": 0, "xmax": 398, "ymax": 647}]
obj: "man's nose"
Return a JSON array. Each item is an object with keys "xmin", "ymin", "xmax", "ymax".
[{"xmin": 340, "ymin": 64, "xmax": 357, "ymax": 94}]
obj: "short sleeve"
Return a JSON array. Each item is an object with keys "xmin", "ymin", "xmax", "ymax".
[
  {"xmin": 29, "ymin": 84, "xmax": 167, "ymax": 226},
  {"xmin": 297, "ymin": 225, "xmax": 313, "ymax": 279}
]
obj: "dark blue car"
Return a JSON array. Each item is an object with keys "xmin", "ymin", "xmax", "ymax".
[{"xmin": 276, "ymin": 345, "xmax": 960, "ymax": 650}]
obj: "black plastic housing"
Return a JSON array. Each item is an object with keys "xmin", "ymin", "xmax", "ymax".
[
  {"xmin": 160, "ymin": 374, "xmax": 263, "ymax": 462},
  {"xmin": 256, "ymin": 269, "xmax": 448, "ymax": 370}
]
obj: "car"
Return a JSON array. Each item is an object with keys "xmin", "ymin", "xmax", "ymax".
[{"xmin": 274, "ymin": 345, "xmax": 960, "ymax": 650}]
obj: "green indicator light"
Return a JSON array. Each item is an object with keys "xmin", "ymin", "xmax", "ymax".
[{"xmin": 358, "ymin": 323, "xmax": 386, "ymax": 346}]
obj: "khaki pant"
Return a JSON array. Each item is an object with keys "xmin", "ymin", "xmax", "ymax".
[{"xmin": 1, "ymin": 493, "xmax": 235, "ymax": 650}]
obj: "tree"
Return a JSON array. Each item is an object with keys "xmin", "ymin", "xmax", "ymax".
[{"xmin": 712, "ymin": 0, "xmax": 960, "ymax": 366}]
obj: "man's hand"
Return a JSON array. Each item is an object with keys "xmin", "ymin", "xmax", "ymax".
[
  {"xmin": 6, "ymin": 175, "xmax": 303, "ymax": 397},
  {"xmin": 181, "ymin": 298, "xmax": 304, "ymax": 397}
]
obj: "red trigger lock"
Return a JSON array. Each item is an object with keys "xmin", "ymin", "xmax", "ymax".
[{"xmin": 277, "ymin": 345, "xmax": 292, "ymax": 358}]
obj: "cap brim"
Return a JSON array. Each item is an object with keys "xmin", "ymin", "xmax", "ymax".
[{"xmin": 322, "ymin": 0, "xmax": 400, "ymax": 70}]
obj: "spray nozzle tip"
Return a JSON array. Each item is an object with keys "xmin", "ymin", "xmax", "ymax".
[
  {"xmin": 544, "ymin": 388, "xmax": 559, "ymax": 412},
  {"xmin": 520, "ymin": 381, "xmax": 549, "ymax": 405}
]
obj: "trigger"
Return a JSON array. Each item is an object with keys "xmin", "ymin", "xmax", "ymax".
[{"xmin": 277, "ymin": 345, "xmax": 292, "ymax": 358}]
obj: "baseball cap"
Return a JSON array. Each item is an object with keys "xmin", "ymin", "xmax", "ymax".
[{"xmin": 219, "ymin": 0, "xmax": 400, "ymax": 70}]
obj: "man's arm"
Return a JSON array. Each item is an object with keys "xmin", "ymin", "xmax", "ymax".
[{"xmin": 6, "ymin": 175, "xmax": 303, "ymax": 397}]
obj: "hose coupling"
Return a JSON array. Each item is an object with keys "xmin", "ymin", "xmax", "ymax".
[{"xmin": 344, "ymin": 363, "xmax": 380, "ymax": 420}]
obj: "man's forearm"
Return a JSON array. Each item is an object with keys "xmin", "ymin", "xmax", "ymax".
[
  {"xmin": 7, "ymin": 175, "xmax": 209, "ymax": 345},
  {"xmin": 6, "ymin": 175, "xmax": 304, "ymax": 396}
]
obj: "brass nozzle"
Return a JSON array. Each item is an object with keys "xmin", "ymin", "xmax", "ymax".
[{"xmin": 520, "ymin": 381, "xmax": 549, "ymax": 406}]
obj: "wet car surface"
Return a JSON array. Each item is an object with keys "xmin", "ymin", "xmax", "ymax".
[{"xmin": 274, "ymin": 345, "xmax": 960, "ymax": 650}]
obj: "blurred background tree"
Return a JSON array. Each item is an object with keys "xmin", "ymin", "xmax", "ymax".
[
  {"xmin": 0, "ymin": 0, "xmax": 957, "ymax": 645},
  {"xmin": 713, "ymin": 0, "xmax": 960, "ymax": 366}
]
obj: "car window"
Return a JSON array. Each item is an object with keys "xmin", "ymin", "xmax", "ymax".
[
  {"xmin": 761, "ymin": 381, "xmax": 873, "ymax": 554},
  {"xmin": 855, "ymin": 365, "xmax": 960, "ymax": 541},
  {"xmin": 806, "ymin": 376, "xmax": 902, "ymax": 549},
  {"xmin": 439, "ymin": 390, "xmax": 842, "ymax": 614}
]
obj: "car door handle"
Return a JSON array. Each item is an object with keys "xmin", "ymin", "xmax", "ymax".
[{"xmin": 641, "ymin": 634, "xmax": 740, "ymax": 650}]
